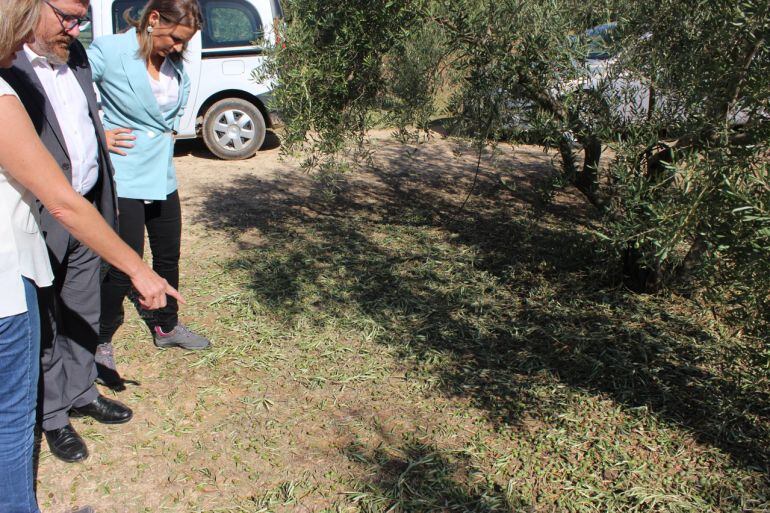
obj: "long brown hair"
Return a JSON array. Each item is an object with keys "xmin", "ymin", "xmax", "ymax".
[
  {"xmin": 0, "ymin": 0, "xmax": 41, "ymax": 62},
  {"xmin": 124, "ymin": 0, "xmax": 202, "ymax": 61}
]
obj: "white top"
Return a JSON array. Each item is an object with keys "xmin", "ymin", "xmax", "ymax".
[
  {"xmin": 0, "ymin": 78, "xmax": 54, "ymax": 318},
  {"xmin": 148, "ymin": 58, "xmax": 180, "ymax": 115},
  {"xmin": 20, "ymin": 45, "xmax": 99, "ymax": 195}
]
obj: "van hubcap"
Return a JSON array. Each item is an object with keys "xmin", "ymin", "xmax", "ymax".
[{"xmin": 213, "ymin": 109, "xmax": 255, "ymax": 151}]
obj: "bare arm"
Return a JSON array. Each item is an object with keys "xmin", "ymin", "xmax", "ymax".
[{"xmin": 0, "ymin": 95, "xmax": 182, "ymax": 310}]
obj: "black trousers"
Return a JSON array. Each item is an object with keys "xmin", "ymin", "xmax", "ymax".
[{"xmin": 100, "ymin": 191, "xmax": 181, "ymax": 342}]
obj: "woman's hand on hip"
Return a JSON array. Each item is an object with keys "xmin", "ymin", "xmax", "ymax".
[{"xmin": 105, "ymin": 128, "xmax": 136, "ymax": 156}]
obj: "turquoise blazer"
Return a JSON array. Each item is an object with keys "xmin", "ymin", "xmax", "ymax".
[{"xmin": 88, "ymin": 29, "xmax": 190, "ymax": 200}]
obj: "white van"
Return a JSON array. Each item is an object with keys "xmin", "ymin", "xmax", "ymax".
[{"xmin": 80, "ymin": 0, "xmax": 282, "ymax": 160}]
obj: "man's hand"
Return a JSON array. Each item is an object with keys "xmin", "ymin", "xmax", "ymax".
[{"xmin": 105, "ymin": 128, "xmax": 136, "ymax": 156}]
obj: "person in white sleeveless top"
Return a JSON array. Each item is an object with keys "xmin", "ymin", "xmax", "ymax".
[{"xmin": 0, "ymin": 2, "xmax": 184, "ymax": 511}]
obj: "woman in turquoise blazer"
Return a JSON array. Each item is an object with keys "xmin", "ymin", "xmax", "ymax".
[
  {"xmin": 89, "ymin": 26, "xmax": 190, "ymax": 200},
  {"xmin": 89, "ymin": 0, "xmax": 210, "ymax": 386}
]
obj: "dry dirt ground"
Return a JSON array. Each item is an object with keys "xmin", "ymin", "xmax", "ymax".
[
  {"xmin": 39, "ymin": 130, "xmax": 557, "ymax": 513},
  {"xmin": 34, "ymin": 131, "xmax": 769, "ymax": 513}
]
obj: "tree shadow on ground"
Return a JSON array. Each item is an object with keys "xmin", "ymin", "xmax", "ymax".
[
  {"xmin": 194, "ymin": 140, "xmax": 770, "ymax": 482},
  {"xmin": 342, "ymin": 437, "xmax": 524, "ymax": 512}
]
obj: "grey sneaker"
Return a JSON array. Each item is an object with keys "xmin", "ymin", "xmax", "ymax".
[
  {"xmin": 153, "ymin": 323, "xmax": 211, "ymax": 350},
  {"xmin": 95, "ymin": 343, "xmax": 116, "ymax": 370},
  {"xmin": 64, "ymin": 507, "xmax": 95, "ymax": 513},
  {"xmin": 94, "ymin": 343, "xmax": 123, "ymax": 387}
]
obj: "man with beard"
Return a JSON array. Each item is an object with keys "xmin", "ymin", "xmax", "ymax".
[{"xmin": 0, "ymin": 0, "xmax": 133, "ymax": 463}]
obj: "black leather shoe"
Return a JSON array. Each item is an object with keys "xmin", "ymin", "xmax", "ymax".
[
  {"xmin": 45, "ymin": 424, "xmax": 88, "ymax": 463},
  {"xmin": 70, "ymin": 395, "xmax": 133, "ymax": 424}
]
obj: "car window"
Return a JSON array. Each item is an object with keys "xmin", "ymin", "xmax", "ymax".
[
  {"xmin": 112, "ymin": 0, "xmax": 146, "ymax": 33},
  {"xmin": 77, "ymin": 5, "xmax": 94, "ymax": 47},
  {"xmin": 587, "ymin": 36, "xmax": 612, "ymax": 60},
  {"xmin": 201, "ymin": 0, "xmax": 263, "ymax": 49},
  {"xmin": 585, "ymin": 22, "xmax": 618, "ymax": 60}
]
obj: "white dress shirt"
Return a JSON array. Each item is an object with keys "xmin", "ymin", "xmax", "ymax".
[
  {"xmin": 0, "ymin": 78, "xmax": 54, "ymax": 317},
  {"xmin": 148, "ymin": 58, "xmax": 180, "ymax": 115},
  {"xmin": 21, "ymin": 45, "xmax": 99, "ymax": 195}
]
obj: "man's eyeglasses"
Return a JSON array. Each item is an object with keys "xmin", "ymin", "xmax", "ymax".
[{"xmin": 43, "ymin": 0, "xmax": 91, "ymax": 33}]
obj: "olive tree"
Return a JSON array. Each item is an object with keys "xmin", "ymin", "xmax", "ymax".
[
  {"xmin": 608, "ymin": 0, "xmax": 769, "ymax": 328},
  {"xmin": 263, "ymin": 0, "xmax": 770, "ymax": 332}
]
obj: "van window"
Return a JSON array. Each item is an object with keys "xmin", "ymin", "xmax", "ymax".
[
  {"xmin": 77, "ymin": 5, "xmax": 94, "ymax": 47},
  {"xmin": 269, "ymin": 0, "xmax": 284, "ymax": 19},
  {"xmin": 201, "ymin": 0, "xmax": 263, "ymax": 48},
  {"xmin": 112, "ymin": 0, "xmax": 145, "ymax": 33}
]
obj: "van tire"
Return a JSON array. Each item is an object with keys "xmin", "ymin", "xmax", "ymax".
[{"xmin": 202, "ymin": 98, "xmax": 266, "ymax": 160}]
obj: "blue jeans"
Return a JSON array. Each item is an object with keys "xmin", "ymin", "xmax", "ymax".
[{"xmin": 0, "ymin": 277, "xmax": 42, "ymax": 513}]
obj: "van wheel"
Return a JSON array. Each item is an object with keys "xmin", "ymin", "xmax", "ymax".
[{"xmin": 202, "ymin": 98, "xmax": 266, "ymax": 160}]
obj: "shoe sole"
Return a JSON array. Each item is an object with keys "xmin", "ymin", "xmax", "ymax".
[
  {"xmin": 51, "ymin": 451, "xmax": 89, "ymax": 463},
  {"xmin": 69, "ymin": 411, "xmax": 134, "ymax": 425},
  {"xmin": 153, "ymin": 341, "xmax": 211, "ymax": 350}
]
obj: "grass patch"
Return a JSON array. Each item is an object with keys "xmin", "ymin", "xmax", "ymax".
[
  {"xmin": 189, "ymin": 138, "xmax": 768, "ymax": 512},
  {"xmin": 37, "ymin": 137, "xmax": 768, "ymax": 512}
]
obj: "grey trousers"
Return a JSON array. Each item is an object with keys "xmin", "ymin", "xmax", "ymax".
[{"xmin": 38, "ymin": 236, "xmax": 101, "ymax": 431}]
